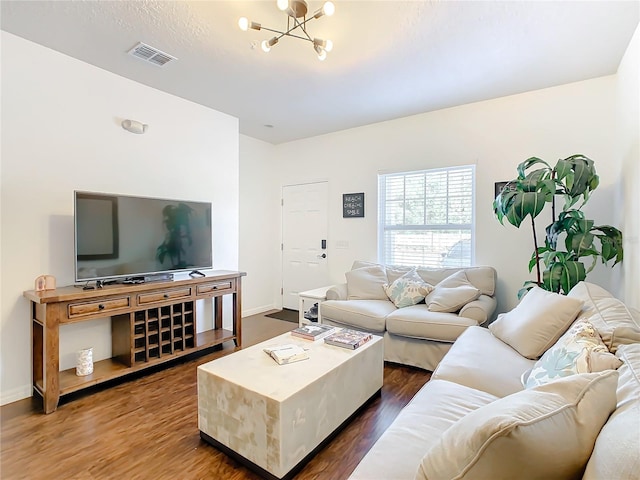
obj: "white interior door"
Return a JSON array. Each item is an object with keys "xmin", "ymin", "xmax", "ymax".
[{"xmin": 282, "ymin": 182, "xmax": 329, "ymax": 310}]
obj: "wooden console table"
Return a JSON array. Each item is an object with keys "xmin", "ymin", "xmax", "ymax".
[{"xmin": 23, "ymin": 270, "xmax": 245, "ymax": 413}]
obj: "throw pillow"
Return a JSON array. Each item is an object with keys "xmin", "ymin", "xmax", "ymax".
[
  {"xmin": 567, "ymin": 282, "xmax": 639, "ymax": 349},
  {"xmin": 524, "ymin": 319, "xmax": 623, "ymax": 388},
  {"xmin": 488, "ymin": 286, "xmax": 584, "ymax": 359},
  {"xmin": 383, "ymin": 269, "xmax": 434, "ymax": 308},
  {"xmin": 424, "ymin": 271, "xmax": 481, "ymax": 313},
  {"xmin": 609, "ymin": 325, "xmax": 640, "ymax": 353},
  {"xmin": 345, "ymin": 265, "xmax": 388, "ymax": 300},
  {"xmin": 416, "ymin": 370, "xmax": 619, "ymax": 480},
  {"xmin": 583, "ymin": 343, "xmax": 640, "ymax": 479}
]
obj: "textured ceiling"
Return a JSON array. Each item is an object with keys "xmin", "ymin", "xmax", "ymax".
[{"xmin": 1, "ymin": 1, "xmax": 638, "ymax": 144}]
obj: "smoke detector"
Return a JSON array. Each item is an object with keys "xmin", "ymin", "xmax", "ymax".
[{"xmin": 127, "ymin": 42, "xmax": 177, "ymax": 67}]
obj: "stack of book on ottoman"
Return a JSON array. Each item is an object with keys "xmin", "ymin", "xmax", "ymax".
[
  {"xmin": 324, "ymin": 329, "xmax": 373, "ymax": 350},
  {"xmin": 291, "ymin": 324, "xmax": 336, "ymax": 340},
  {"xmin": 265, "ymin": 327, "xmax": 373, "ymax": 365}
]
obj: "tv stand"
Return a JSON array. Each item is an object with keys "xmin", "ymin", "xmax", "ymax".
[
  {"xmin": 24, "ymin": 270, "xmax": 245, "ymax": 414},
  {"xmin": 189, "ymin": 270, "xmax": 206, "ymax": 278}
]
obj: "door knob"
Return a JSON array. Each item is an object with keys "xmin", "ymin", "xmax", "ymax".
[{"xmin": 318, "ymin": 253, "xmax": 327, "ymax": 259}]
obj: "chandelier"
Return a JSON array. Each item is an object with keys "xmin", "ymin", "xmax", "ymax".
[{"xmin": 238, "ymin": 0, "xmax": 335, "ymax": 61}]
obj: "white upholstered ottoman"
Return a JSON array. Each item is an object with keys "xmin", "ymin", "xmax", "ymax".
[{"xmin": 198, "ymin": 331, "xmax": 383, "ymax": 479}]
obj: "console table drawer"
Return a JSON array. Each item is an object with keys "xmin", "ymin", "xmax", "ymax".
[
  {"xmin": 68, "ymin": 297, "xmax": 131, "ymax": 318},
  {"xmin": 197, "ymin": 281, "xmax": 233, "ymax": 295},
  {"xmin": 137, "ymin": 287, "xmax": 193, "ymax": 306}
]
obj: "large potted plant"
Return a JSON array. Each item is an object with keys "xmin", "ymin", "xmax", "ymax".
[{"xmin": 493, "ymin": 154, "xmax": 623, "ymax": 298}]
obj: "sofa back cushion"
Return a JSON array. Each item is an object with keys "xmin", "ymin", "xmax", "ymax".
[
  {"xmin": 416, "ymin": 370, "xmax": 618, "ymax": 480},
  {"xmin": 489, "ymin": 287, "xmax": 584, "ymax": 360},
  {"xmin": 583, "ymin": 343, "xmax": 640, "ymax": 479},
  {"xmin": 568, "ymin": 281, "xmax": 640, "ymax": 351},
  {"xmin": 350, "ymin": 261, "xmax": 496, "ymax": 297},
  {"xmin": 346, "ymin": 265, "xmax": 388, "ymax": 300},
  {"xmin": 416, "ymin": 267, "xmax": 495, "ymax": 297}
]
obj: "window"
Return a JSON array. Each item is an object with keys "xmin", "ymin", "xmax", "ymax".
[{"xmin": 378, "ymin": 165, "xmax": 475, "ymax": 267}]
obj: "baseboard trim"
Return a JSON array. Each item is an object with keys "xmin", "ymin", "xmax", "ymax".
[
  {"xmin": 1, "ymin": 384, "xmax": 32, "ymax": 406},
  {"xmin": 243, "ymin": 304, "xmax": 278, "ymax": 318}
]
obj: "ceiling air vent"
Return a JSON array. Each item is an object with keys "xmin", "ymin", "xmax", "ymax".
[{"xmin": 127, "ymin": 42, "xmax": 177, "ymax": 67}]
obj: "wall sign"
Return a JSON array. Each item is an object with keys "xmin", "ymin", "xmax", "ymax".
[
  {"xmin": 494, "ymin": 181, "xmax": 517, "ymax": 199},
  {"xmin": 343, "ymin": 192, "xmax": 364, "ymax": 218}
]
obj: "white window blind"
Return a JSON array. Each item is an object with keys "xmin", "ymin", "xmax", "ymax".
[{"xmin": 378, "ymin": 165, "xmax": 475, "ymax": 267}]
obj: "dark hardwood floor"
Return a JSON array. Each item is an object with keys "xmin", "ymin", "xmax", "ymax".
[{"xmin": 1, "ymin": 313, "xmax": 431, "ymax": 480}]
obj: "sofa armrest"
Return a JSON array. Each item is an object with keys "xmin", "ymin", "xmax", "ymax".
[
  {"xmin": 459, "ymin": 294, "xmax": 497, "ymax": 325},
  {"xmin": 325, "ymin": 283, "xmax": 348, "ymax": 301}
]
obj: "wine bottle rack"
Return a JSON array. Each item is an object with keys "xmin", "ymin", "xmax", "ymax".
[{"xmin": 130, "ymin": 302, "xmax": 196, "ymax": 364}]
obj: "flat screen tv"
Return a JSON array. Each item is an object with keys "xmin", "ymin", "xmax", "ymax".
[{"xmin": 74, "ymin": 191, "xmax": 213, "ymax": 282}]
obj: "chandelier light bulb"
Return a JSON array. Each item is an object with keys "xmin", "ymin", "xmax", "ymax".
[
  {"xmin": 314, "ymin": 38, "xmax": 333, "ymax": 53},
  {"xmin": 322, "ymin": 1, "xmax": 335, "ymax": 16},
  {"xmin": 262, "ymin": 37, "xmax": 279, "ymax": 53},
  {"xmin": 314, "ymin": 44, "xmax": 327, "ymax": 61},
  {"xmin": 277, "ymin": 0, "xmax": 289, "ymax": 11},
  {"xmin": 238, "ymin": 17, "xmax": 249, "ymax": 31}
]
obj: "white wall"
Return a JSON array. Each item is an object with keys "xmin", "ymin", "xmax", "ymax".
[
  {"xmin": 3, "ymin": 29, "xmax": 636, "ymax": 406},
  {"xmin": 0, "ymin": 33, "xmax": 240, "ymax": 405},
  {"xmin": 269, "ymin": 76, "xmax": 621, "ymax": 317},
  {"xmin": 239, "ymin": 134, "xmax": 281, "ymax": 315},
  {"xmin": 617, "ymin": 25, "xmax": 640, "ymax": 309}
]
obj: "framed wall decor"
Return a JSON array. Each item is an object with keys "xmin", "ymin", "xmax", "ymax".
[
  {"xmin": 343, "ymin": 193, "xmax": 364, "ymax": 218},
  {"xmin": 494, "ymin": 181, "xmax": 517, "ymax": 199}
]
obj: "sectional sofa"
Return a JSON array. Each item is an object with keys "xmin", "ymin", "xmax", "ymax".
[
  {"xmin": 320, "ymin": 261, "xmax": 497, "ymax": 370},
  {"xmin": 348, "ymin": 282, "xmax": 640, "ymax": 480}
]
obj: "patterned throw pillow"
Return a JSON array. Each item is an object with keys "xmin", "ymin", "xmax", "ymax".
[
  {"xmin": 383, "ymin": 269, "xmax": 433, "ymax": 308},
  {"xmin": 524, "ymin": 319, "xmax": 623, "ymax": 389}
]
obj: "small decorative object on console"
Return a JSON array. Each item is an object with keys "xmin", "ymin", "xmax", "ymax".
[
  {"xmin": 35, "ymin": 274, "xmax": 56, "ymax": 292},
  {"xmin": 75, "ymin": 347, "xmax": 93, "ymax": 376},
  {"xmin": 263, "ymin": 344, "xmax": 309, "ymax": 365},
  {"xmin": 324, "ymin": 329, "xmax": 373, "ymax": 350},
  {"xmin": 291, "ymin": 324, "xmax": 335, "ymax": 340}
]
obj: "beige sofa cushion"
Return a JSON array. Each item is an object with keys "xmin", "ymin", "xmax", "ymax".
[
  {"xmin": 583, "ymin": 343, "xmax": 640, "ymax": 479},
  {"xmin": 610, "ymin": 325, "xmax": 640, "ymax": 352},
  {"xmin": 425, "ymin": 271, "xmax": 480, "ymax": 313},
  {"xmin": 524, "ymin": 319, "xmax": 622, "ymax": 388},
  {"xmin": 386, "ymin": 306, "xmax": 478, "ymax": 343},
  {"xmin": 568, "ymin": 281, "xmax": 640, "ymax": 351},
  {"xmin": 351, "ymin": 261, "xmax": 496, "ymax": 297},
  {"xmin": 489, "ymin": 286, "xmax": 583, "ymax": 359},
  {"xmin": 346, "ymin": 265, "xmax": 388, "ymax": 300},
  {"xmin": 416, "ymin": 266, "xmax": 496, "ymax": 296},
  {"xmin": 320, "ymin": 300, "xmax": 395, "ymax": 333},
  {"xmin": 433, "ymin": 326, "xmax": 535, "ymax": 398},
  {"xmin": 349, "ymin": 379, "xmax": 498, "ymax": 480},
  {"xmin": 416, "ymin": 370, "xmax": 618, "ymax": 480}
]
